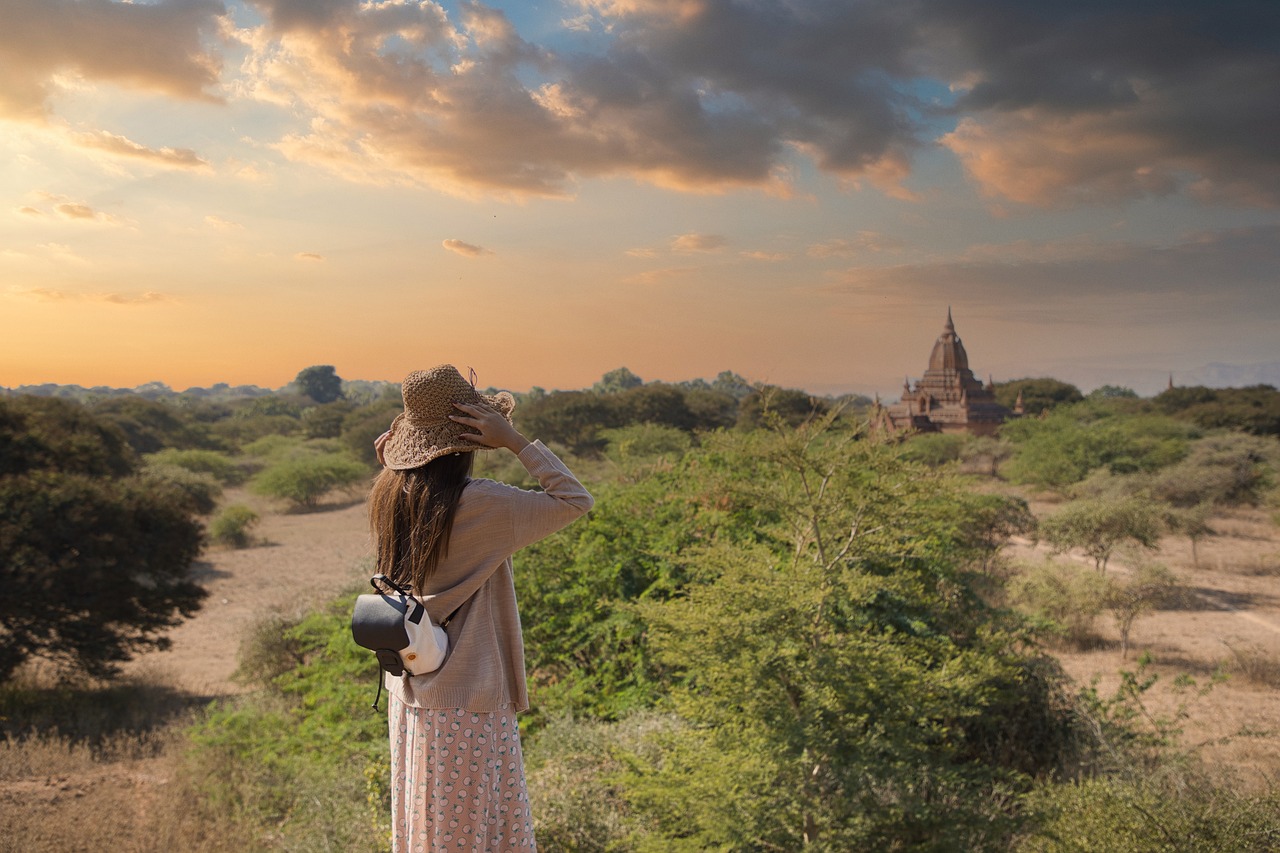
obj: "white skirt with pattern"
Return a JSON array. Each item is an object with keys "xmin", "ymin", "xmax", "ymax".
[{"xmin": 388, "ymin": 695, "xmax": 536, "ymax": 852}]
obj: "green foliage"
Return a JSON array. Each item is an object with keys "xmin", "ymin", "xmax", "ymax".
[
  {"xmin": 146, "ymin": 448, "xmax": 246, "ymax": 485},
  {"xmin": 0, "ymin": 395, "xmax": 134, "ymax": 477},
  {"xmin": 901, "ymin": 432, "xmax": 967, "ymax": 467},
  {"xmin": 1105, "ymin": 563, "xmax": 1184, "ymax": 659},
  {"xmin": 293, "ymin": 364, "xmax": 344, "ymax": 404},
  {"xmin": 0, "ymin": 471, "xmax": 205, "ymax": 680},
  {"xmin": 138, "ymin": 461, "xmax": 223, "ymax": 515},
  {"xmin": 208, "ymin": 504, "xmax": 261, "ymax": 549},
  {"xmin": 1148, "ymin": 432, "xmax": 1279, "ymax": 507},
  {"xmin": 1019, "ymin": 771, "xmax": 1280, "ymax": 852},
  {"xmin": 995, "ymin": 378, "xmax": 1084, "ymax": 414},
  {"xmin": 616, "ymin": 415, "xmax": 1078, "ymax": 849},
  {"xmin": 301, "ymin": 400, "xmax": 355, "ymax": 439},
  {"xmin": 593, "ymin": 366, "xmax": 644, "ymax": 394},
  {"xmin": 735, "ymin": 385, "xmax": 829, "ymax": 429},
  {"xmin": 517, "ymin": 390, "xmax": 617, "ymax": 455},
  {"xmin": 1009, "ymin": 562, "xmax": 1110, "ymax": 649},
  {"xmin": 184, "ymin": 599, "xmax": 389, "ymax": 851},
  {"xmin": 523, "ymin": 714, "xmax": 650, "ymax": 850},
  {"xmin": 251, "ymin": 451, "xmax": 368, "ymax": 508},
  {"xmin": 1155, "ymin": 384, "xmax": 1280, "ymax": 436},
  {"xmin": 1088, "ymin": 385, "xmax": 1140, "ymax": 400},
  {"xmin": 0, "ymin": 397, "xmax": 206, "ymax": 681},
  {"xmin": 1002, "ymin": 407, "xmax": 1197, "ymax": 490},
  {"xmin": 340, "ymin": 397, "xmax": 404, "ymax": 466},
  {"xmin": 600, "ymin": 423, "xmax": 692, "ymax": 466},
  {"xmin": 1038, "ymin": 495, "xmax": 1165, "ymax": 572},
  {"xmin": 88, "ymin": 395, "xmax": 219, "ymax": 454}
]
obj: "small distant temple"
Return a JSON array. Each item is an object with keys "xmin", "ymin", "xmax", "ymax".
[{"xmin": 878, "ymin": 309, "xmax": 1016, "ymax": 436}]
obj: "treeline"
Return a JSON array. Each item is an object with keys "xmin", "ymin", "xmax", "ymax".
[{"xmin": 4, "ymin": 370, "xmax": 1280, "ymax": 850}]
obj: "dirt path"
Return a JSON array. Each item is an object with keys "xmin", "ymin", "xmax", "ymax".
[{"xmin": 124, "ymin": 491, "xmax": 374, "ymax": 696}]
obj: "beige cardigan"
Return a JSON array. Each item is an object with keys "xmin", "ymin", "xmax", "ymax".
[{"xmin": 385, "ymin": 440, "xmax": 593, "ymax": 713}]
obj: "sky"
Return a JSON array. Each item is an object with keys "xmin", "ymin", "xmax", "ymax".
[{"xmin": 1, "ymin": 0, "xmax": 1277, "ymax": 398}]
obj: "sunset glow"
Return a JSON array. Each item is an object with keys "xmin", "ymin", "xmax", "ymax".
[{"xmin": 2, "ymin": 0, "xmax": 1277, "ymax": 396}]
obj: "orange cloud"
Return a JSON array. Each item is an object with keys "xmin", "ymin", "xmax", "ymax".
[
  {"xmin": 71, "ymin": 130, "xmax": 209, "ymax": 169},
  {"xmin": 442, "ymin": 239, "xmax": 490, "ymax": 258},
  {"xmin": 671, "ymin": 233, "xmax": 727, "ymax": 253},
  {"xmin": 0, "ymin": 0, "xmax": 224, "ymax": 121}
]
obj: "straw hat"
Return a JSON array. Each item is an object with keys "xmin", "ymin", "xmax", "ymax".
[{"xmin": 380, "ymin": 365, "xmax": 515, "ymax": 470}]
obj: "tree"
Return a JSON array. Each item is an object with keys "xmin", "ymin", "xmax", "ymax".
[
  {"xmin": 592, "ymin": 366, "xmax": 643, "ymax": 394},
  {"xmin": 620, "ymin": 411, "xmax": 1077, "ymax": 849},
  {"xmin": 0, "ymin": 397, "xmax": 206, "ymax": 680},
  {"xmin": 1106, "ymin": 563, "xmax": 1181, "ymax": 659},
  {"xmin": 294, "ymin": 365, "xmax": 344, "ymax": 404},
  {"xmin": 994, "ymin": 377, "xmax": 1084, "ymax": 414},
  {"xmin": 1038, "ymin": 495, "xmax": 1164, "ymax": 573}
]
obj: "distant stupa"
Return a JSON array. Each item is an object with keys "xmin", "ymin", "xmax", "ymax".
[{"xmin": 879, "ymin": 309, "xmax": 1012, "ymax": 436}]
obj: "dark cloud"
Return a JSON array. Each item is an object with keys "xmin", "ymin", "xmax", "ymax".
[
  {"xmin": 826, "ymin": 225, "xmax": 1280, "ymax": 308},
  {"xmin": 0, "ymin": 0, "xmax": 225, "ymax": 119},
  {"xmin": 927, "ymin": 0, "xmax": 1280, "ymax": 205}
]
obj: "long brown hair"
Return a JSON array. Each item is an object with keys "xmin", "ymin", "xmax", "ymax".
[{"xmin": 368, "ymin": 451, "xmax": 474, "ymax": 595}]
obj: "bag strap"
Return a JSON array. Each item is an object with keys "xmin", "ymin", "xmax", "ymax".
[{"xmin": 369, "ymin": 574, "xmax": 463, "ymax": 627}]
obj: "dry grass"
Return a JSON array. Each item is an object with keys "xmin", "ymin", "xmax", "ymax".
[{"xmin": 1221, "ymin": 643, "xmax": 1280, "ymax": 689}]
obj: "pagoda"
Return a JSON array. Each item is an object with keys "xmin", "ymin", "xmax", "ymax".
[{"xmin": 880, "ymin": 309, "xmax": 1013, "ymax": 436}]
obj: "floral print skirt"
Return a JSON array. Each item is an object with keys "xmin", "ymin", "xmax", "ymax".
[{"xmin": 388, "ymin": 695, "xmax": 536, "ymax": 852}]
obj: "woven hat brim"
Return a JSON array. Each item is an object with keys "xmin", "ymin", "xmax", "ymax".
[{"xmin": 381, "ymin": 391, "xmax": 515, "ymax": 470}]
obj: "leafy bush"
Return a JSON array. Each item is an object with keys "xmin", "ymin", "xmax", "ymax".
[
  {"xmin": 146, "ymin": 448, "xmax": 246, "ymax": 485},
  {"xmin": 1019, "ymin": 771, "xmax": 1280, "ymax": 852},
  {"xmin": 1038, "ymin": 495, "xmax": 1165, "ymax": 572},
  {"xmin": 138, "ymin": 461, "xmax": 223, "ymax": 515},
  {"xmin": 183, "ymin": 599, "xmax": 388, "ymax": 852},
  {"xmin": 601, "ymin": 423, "xmax": 692, "ymax": 465},
  {"xmin": 208, "ymin": 504, "xmax": 261, "ymax": 549},
  {"xmin": 1010, "ymin": 562, "xmax": 1111, "ymax": 649},
  {"xmin": 0, "ymin": 396, "xmax": 206, "ymax": 681},
  {"xmin": 251, "ymin": 452, "xmax": 368, "ymax": 508}
]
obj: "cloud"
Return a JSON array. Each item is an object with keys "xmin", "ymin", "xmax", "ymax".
[
  {"xmin": 622, "ymin": 265, "xmax": 700, "ymax": 285},
  {"xmin": 238, "ymin": 0, "xmax": 917, "ymax": 197},
  {"xmin": 0, "ymin": 0, "xmax": 226, "ymax": 121},
  {"xmin": 741, "ymin": 250, "xmax": 789, "ymax": 262},
  {"xmin": 15, "ymin": 206, "xmax": 42, "ymax": 217},
  {"xmin": 930, "ymin": 0, "xmax": 1280, "ymax": 206},
  {"xmin": 671, "ymin": 233, "xmax": 727, "ymax": 253},
  {"xmin": 10, "ymin": 286, "xmax": 174, "ymax": 304},
  {"xmin": 70, "ymin": 130, "xmax": 209, "ymax": 169},
  {"xmin": 295, "ymin": 252, "xmax": 325, "ymax": 261},
  {"xmin": 10, "ymin": 0, "xmax": 1268, "ymax": 207},
  {"xmin": 808, "ymin": 232, "xmax": 902, "ymax": 258},
  {"xmin": 204, "ymin": 215, "xmax": 243, "ymax": 231},
  {"xmin": 822, "ymin": 226, "xmax": 1280, "ymax": 313},
  {"xmin": 442, "ymin": 239, "xmax": 490, "ymax": 257},
  {"xmin": 54, "ymin": 202, "xmax": 97, "ymax": 220}
]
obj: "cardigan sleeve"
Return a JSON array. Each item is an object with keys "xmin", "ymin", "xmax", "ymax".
[{"xmin": 496, "ymin": 440, "xmax": 594, "ymax": 552}]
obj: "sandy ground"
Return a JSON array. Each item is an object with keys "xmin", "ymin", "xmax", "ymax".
[
  {"xmin": 1007, "ymin": 504, "xmax": 1280, "ymax": 786},
  {"xmin": 122, "ymin": 489, "xmax": 375, "ymax": 696}
]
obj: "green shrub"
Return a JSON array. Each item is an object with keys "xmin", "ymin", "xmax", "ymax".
[
  {"xmin": 183, "ymin": 597, "xmax": 389, "ymax": 851},
  {"xmin": 601, "ymin": 423, "xmax": 692, "ymax": 465},
  {"xmin": 147, "ymin": 448, "xmax": 246, "ymax": 485},
  {"xmin": 138, "ymin": 461, "xmax": 223, "ymax": 515},
  {"xmin": 1010, "ymin": 561, "xmax": 1111, "ymax": 649},
  {"xmin": 251, "ymin": 453, "xmax": 368, "ymax": 508},
  {"xmin": 1019, "ymin": 771, "xmax": 1280, "ymax": 852},
  {"xmin": 208, "ymin": 504, "xmax": 260, "ymax": 549}
]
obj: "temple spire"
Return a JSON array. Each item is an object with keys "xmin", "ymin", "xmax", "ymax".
[{"xmin": 945, "ymin": 306, "xmax": 954, "ymax": 332}]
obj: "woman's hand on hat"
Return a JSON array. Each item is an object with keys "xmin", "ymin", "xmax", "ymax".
[
  {"xmin": 450, "ymin": 403, "xmax": 530, "ymax": 454},
  {"xmin": 374, "ymin": 430, "xmax": 391, "ymax": 466}
]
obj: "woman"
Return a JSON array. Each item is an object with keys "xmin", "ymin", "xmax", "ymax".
[{"xmin": 369, "ymin": 365, "xmax": 593, "ymax": 852}]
